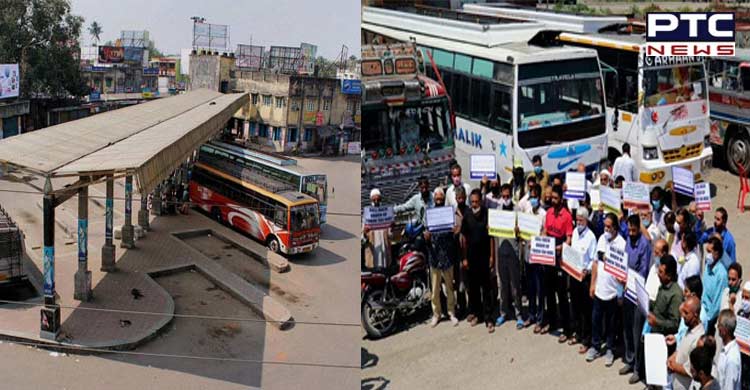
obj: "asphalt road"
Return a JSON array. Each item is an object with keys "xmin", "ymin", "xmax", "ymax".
[
  {"xmin": 0, "ymin": 155, "xmax": 361, "ymax": 390},
  {"xmin": 361, "ymin": 161, "xmax": 750, "ymax": 390}
]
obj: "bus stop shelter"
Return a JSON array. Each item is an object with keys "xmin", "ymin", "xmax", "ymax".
[{"xmin": 0, "ymin": 89, "xmax": 249, "ymax": 340}]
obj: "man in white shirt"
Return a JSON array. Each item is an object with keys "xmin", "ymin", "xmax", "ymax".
[
  {"xmin": 570, "ymin": 207, "xmax": 598, "ymax": 353},
  {"xmin": 586, "ymin": 213, "xmax": 625, "ymax": 367},
  {"xmin": 678, "ymin": 232, "xmax": 701, "ymax": 290},
  {"xmin": 612, "ymin": 143, "xmax": 637, "ymax": 183},
  {"xmin": 446, "ymin": 163, "xmax": 472, "ymax": 208},
  {"xmin": 715, "ymin": 309, "xmax": 741, "ymax": 390}
]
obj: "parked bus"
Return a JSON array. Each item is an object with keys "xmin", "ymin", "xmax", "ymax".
[
  {"xmin": 555, "ymin": 26, "xmax": 713, "ymax": 187},
  {"xmin": 190, "ymin": 160, "xmax": 320, "ymax": 255},
  {"xmin": 362, "ymin": 6, "xmax": 608, "ymax": 184},
  {"xmin": 203, "ymin": 141, "xmax": 329, "ymax": 223},
  {"xmin": 706, "ymin": 49, "xmax": 750, "ymax": 175},
  {"xmin": 361, "ymin": 42, "xmax": 455, "ymax": 207}
]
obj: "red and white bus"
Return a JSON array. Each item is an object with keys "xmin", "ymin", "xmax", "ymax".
[{"xmin": 189, "ymin": 161, "xmax": 320, "ymax": 255}]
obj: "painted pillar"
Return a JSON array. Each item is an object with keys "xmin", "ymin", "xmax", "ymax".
[
  {"xmin": 120, "ymin": 175, "xmax": 135, "ymax": 248},
  {"xmin": 137, "ymin": 193, "xmax": 149, "ymax": 232},
  {"xmin": 101, "ymin": 176, "xmax": 116, "ymax": 271},
  {"xmin": 40, "ymin": 192, "xmax": 60, "ymax": 340},
  {"xmin": 74, "ymin": 184, "xmax": 92, "ymax": 301}
]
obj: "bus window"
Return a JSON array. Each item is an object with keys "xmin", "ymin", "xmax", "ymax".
[
  {"xmin": 491, "ymin": 88, "xmax": 512, "ymax": 134},
  {"xmin": 643, "ymin": 64, "xmax": 706, "ymax": 107},
  {"xmin": 290, "ymin": 203, "xmax": 320, "ymax": 232},
  {"xmin": 274, "ymin": 205, "xmax": 287, "ymax": 227}
]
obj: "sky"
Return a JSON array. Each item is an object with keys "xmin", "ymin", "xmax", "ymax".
[{"xmin": 70, "ymin": 0, "xmax": 361, "ymax": 59}]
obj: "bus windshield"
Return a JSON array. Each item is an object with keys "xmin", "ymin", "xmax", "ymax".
[
  {"xmin": 642, "ymin": 64, "xmax": 706, "ymax": 107},
  {"xmin": 291, "ymin": 204, "xmax": 320, "ymax": 232},
  {"xmin": 517, "ymin": 77, "xmax": 604, "ymax": 131},
  {"xmin": 363, "ymin": 100, "xmax": 451, "ymax": 152},
  {"xmin": 302, "ymin": 175, "xmax": 327, "ymax": 204}
]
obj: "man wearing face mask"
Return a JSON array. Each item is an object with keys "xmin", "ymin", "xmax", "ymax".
[
  {"xmin": 424, "ymin": 188, "xmax": 460, "ymax": 328},
  {"xmin": 510, "ymin": 166, "xmax": 526, "ymax": 203},
  {"xmin": 701, "ymin": 237, "xmax": 728, "ymax": 336},
  {"xmin": 620, "ymin": 214, "xmax": 652, "ymax": 384},
  {"xmin": 461, "ymin": 189, "xmax": 496, "ymax": 333},
  {"xmin": 569, "ymin": 207, "xmax": 597, "ymax": 354},
  {"xmin": 521, "ymin": 184, "xmax": 547, "ymax": 330},
  {"xmin": 446, "ymin": 164, "xmax": 472, "ymax": 209},
  {"xmin": 698, "ymin": 207, "xmax": 736, "ymax": 265},
  {"xmin": 543, "ymin": 185, "xmax": 573, "ymax": 339},
  {"xmin": 678, "ymin": 231, "xmax": 701, "ymax": 291},
  {"xmin": 528, "ymin": 155, "xmax": 549, "ymax": 188},
  {"xmin": 667, "ymin": 296, "xmax": 704, "ymax": 390},
  {"xmin": 453, "ymin": 186, "xmax": 469, "ymax": 318},
  {"xmin": 650, "ymin": 186, "xmax": 670, "ymax": 231},
  {"xmin": 493, "ymin": 184, "xmax": 524, "ymax": 329},
  {"xmin": 641, "ymin": 208, "xmax": 662, "ymax": 242},
  {"xmin": 714, "ymin": 309, "xmax": 741, "ymax": 390},
  {"xmin": 479, "ymin": 174, "xmax": 503, "ymax": 210},
  {"xmin": 647, "ymin": 255, "xmax": 682, "ymax": 353},
  {"xmin": 720, "ymin": 263, "xmax": 743, "ymax": 315},
  {"xmin": 670, "ymin": 209, "xmax": 692, "ymax": 263},
  {"xmin": 664, "ymin": 211, "xmax": 677, "ymax": 249},
  {"xmin": 645, "ymin": 239, "xmax": 670, "ymax": 301},
  {"xmin": 394, "ymin": 177, "xmax": 434, "ymax": 227}
]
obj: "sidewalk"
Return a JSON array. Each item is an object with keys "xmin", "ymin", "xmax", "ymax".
[{"xmin": 0, "ymin": 176, "xmax": 291, "ymax": 350}]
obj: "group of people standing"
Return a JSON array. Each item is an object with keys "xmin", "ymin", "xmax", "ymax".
[{"xmin": 363, "ymin": 147, "xmax": 745, "ymax": 390}]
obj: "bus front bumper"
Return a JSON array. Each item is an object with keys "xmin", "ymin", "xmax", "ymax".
[
  {"xmin": 289, "ymin": 242, "xmax": 319, "ymax": 255},
  {"xmin": 638, "ymin": 147, "xmax": 713, "ymax": 188}
]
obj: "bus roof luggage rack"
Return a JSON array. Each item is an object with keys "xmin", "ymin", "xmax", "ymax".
[
  {"xmin": 462, "ymin": 3, "xmax": 628, "ymax": 34},
  {"xmin": 378, "ymin": 4, "xmax": 531, "ymax": 25}
]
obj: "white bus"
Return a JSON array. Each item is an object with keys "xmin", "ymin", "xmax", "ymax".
[
  {"xmin": 362, "ymin": 6, "xmax": 609, "ymax": 183},
  {"xmin": 556, "ymin": 27, "xmax": 713, "ymax": 187}
]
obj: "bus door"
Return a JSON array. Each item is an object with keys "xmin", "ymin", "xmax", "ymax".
[{"xmin": 489, "ymin": 83, "xmax": 514, "ymax": 180}]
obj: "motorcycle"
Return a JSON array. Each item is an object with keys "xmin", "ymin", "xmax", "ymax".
[{"xmin": 361, "ymin": 222, "xmax": 431, "ymax": 339}]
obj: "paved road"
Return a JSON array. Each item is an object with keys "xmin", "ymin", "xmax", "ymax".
[
  {"xmin": 0, "ymin": 155, "xmax": 360, "ymax": 390},
  {"xmin": 361, "ymin": 162, "xmax": 750, "ymax": 390}
]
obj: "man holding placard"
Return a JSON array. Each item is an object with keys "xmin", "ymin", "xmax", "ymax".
[
  {"xmin": 520, "ymin": 184, "xmax": 547, "ymax": 331},
  {"xmin": 447, "ymin": 164, "xmax": 472, "ymax": 209},
  {"xmin": 543, "ymin": 186, "xmax": 573, "ymax": 339},
  {"xmin": 424, "ymin": 188, "xmax": 460, "ymax": 328},
  {"xmin": 586, "ymin": 213, "xmax": 625, "ymax": 367},
  {"xmin": 362, "ymin": 189, "xmax": 393, "ymax": 269},
  {"xmin": 461, "ymin": 189, "xmax": 496, "ymax": 333},
  {"xmin": 491, "ymin": 184, "xmax": 524, "ymax": 329},
  {"xmin": 568, "ymin": 208, "xmax": 597, "ymax": 354}
]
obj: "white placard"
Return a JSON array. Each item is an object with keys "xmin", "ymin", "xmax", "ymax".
[
  {"xmin": 600, "ymin": 186, "xmax": 621, "ymax": 213},
  {"xmin": 590, "ymin": 189, "xmax": 601, "ymax": 208},
  {"xmin": 488, "ymin": 209, "xmax": 516, "ymax": 238},
  {"xmin": 517, "ymin": 212, "xmax": 542, "ymax": 241},
  {"xmin": 529, "ymin": 236, "xmax": 555, "ymax": 266},
  {"xmin": 470, "ymin": 154, "xmax": 496, "ymax": 180},
  {"xmin": 736, "ymin": 316, "xmax": 750, "ymax": 356},
  {"xmin": 604, "ymin": 240, "xmax": 628, "ymax": 281},
  {"xmin": 636, "ymin": 276, "xmax": 650, "ymax": 316},
  {"xmin": 363, "ymin": 206, "xmax": 394, "ymax": 230},
  {"xmin": 672, "ymin": 166, "xmax": 694, "ymax": 197},
  {"xmin": 645, "ymin": 334, "xmax": 669, "ymax": 386},
  {"xmin": 625, "ymin": 268, "xmax": 641, "ymax": 304},
  {"xmin": 562, "ymin": 243, "xmax": 584, "ymax": 281},
  {"xmin": 622, "ymin": 182, "xmax": 650, "ymax": 210},
  {"xmin": 564, "ymin": 172, "xmax": 586, "ymax": 200},
  {"xmin": 425, "ymin": 206, "xmax": 455, "ymax": 233},
  {"xmin": 694, "ymin": 182, "xmax": 711, "ymax": 211}
]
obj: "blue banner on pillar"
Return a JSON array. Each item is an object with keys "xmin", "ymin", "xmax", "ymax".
[
  {"xmin": 105, "ymin": 198, "xmax": 113, "ymax": 240},
  {"xmin": 78, "ymin": 219, "xmax": 88, "ymax": 264},
  {"xmin": 125, "ymin": 181, "xmax": 132, "ymax": 215},
  {"xmin": 43, "ymin": 246, "xmax": 54, "ymax": 296}
]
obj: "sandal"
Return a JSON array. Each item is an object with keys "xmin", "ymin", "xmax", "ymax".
[
  {"xmin": 558, "ymin": 334, "xmax": 568, "ymax": 344},
  {"xmin": 533, "ymin": 324, "xmax": 542, "ymax": 334},
  {"xmin": 488, "ymin": 323, "xmax": 495, "ymax": 334},
  {"xmin": 578, "ymin": 345, "xmax": 589, "ymax": 354},
  {"xmin": 469, "ymin": 317, "xmax": 479, "ymax": 327},
  {"xmin": 540, "ymin": 324, "xmax": 550, "ymax": 335},
  {"xmin": 567, "ymin": 336, "xmax": 578, "ymax": 346}
]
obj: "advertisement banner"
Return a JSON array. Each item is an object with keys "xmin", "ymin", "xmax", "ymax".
[
  {"xmin": 342, "ymin": 79, "xmax": 361, "ymax": 95},
  {"xmin": 299, "ymin": 43, "xmax": 317, "ymax": 75},
  {"xmin": 123, "ymin": 47, "xmax": 144, "ymax": 63},
  {"xmin": 0, "ymin": 64, "xmax": 19, "ymax": 99},
  {"xmin": 304, "ymin": 112, "xmax": 317, "ymax": 124},
  {"xmin": 98, "ymin": 46, "xmax": 125, "ymax": 63},
  {"xmin": 236, "ymin": 44, "xmax": 264, "ymax": 71}
]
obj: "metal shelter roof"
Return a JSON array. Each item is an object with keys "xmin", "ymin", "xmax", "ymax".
[{"xmin": 0, "ymin": 89, "xmax": 248, "ymax": 195}]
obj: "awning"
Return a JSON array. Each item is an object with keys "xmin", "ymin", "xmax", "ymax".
[{"xmin": 0, "ymin": 89, "xmax": 248, "ymax": 194}]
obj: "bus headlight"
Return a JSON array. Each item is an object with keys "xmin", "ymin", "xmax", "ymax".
[{"xmin": 643, "ymin": 146, "xmax": 659, "ymax": 161}]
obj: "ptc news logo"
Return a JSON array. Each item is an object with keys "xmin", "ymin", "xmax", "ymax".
[{"xmin": 646, "ymin": 12, "xmax": 736, "ymax": 56}]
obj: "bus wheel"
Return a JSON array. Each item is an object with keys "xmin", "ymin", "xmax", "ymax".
[
  {"xmin": 727, "ymin": 130, "xmax": 750, "ymax": 175},
  {"xmin": 267, "ymin": 236, "xmax": 280, "ymax": 253},
  {"xmin": 211, "ymin": 207, "xmax": 223, "ymax": 224}
]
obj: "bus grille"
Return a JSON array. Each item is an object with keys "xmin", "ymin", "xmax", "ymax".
[{"xmin": 662, "ymin": 143, "xmax": 703, "ymax": 164}]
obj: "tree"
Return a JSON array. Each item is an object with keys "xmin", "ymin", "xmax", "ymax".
[
  {"xmin": 88, "ymin": 21, "xmax": 102, "ymax": 44},
  {"xmin": 147, "ymin": 39, "xmax": 163, "ymax": 60},
  {"xmin": 314, "ymin": 56, "xmax": 337, "ymax": 78},
  {"xmin": 0, "ymin": 0, "xmax": 87, "ymax": 98}
]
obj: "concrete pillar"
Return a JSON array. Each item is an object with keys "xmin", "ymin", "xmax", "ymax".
[
  {"xmin": 74, "ymin": 184, "xmax": 92, "ymax": 301},
  {"xmin": 40, "ymin": 192, "xmax": 60, "ymax": 340},
  {"xmin": 137, "ymin": 194, "xmax": 149, "ymax": 232},
  {"xmin": 120, "ymin": 176, "xmax": 135, "ymax": 248},
  {"xmin": 243, "ymin": 120, "xmax": 250, "ymax": 139},
  {"xmin": 101, "ymin": 177, "xmax": 116, "ymax": 271},
  {"xmin": 151, "ymin": 183, "xmax": 162, "ymax": 216}
]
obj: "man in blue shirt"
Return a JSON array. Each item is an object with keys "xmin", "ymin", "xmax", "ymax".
[
  {"xmin": 699, "ymin": 207, "xmax": 736, "ymax": 265},
  {"xmin": 620, "ymin": 214, "xmax": 652, "ymax": 384},
  {"xmin": 702, "ymin": 236, "xmax": 728, "ymax": 336}
]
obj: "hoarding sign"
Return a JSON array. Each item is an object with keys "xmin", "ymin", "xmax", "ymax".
[
  {"xmin": 98, "ymin": 46, "xmax": 124, "ymax": 63},
  {"xmin": 236, "ymin": 44, "xmax": 264, "ymax": 71},
  {"xmin": 0, "ymin": 64, "xmax": 19, "ymax": 99},
  {"xmin": 299, "ymin": 43, "xmax": 317, "ymax": 75},
  {"xmin": 341, "ymin": 79, "xmax": 361, "ymax": 95}
]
